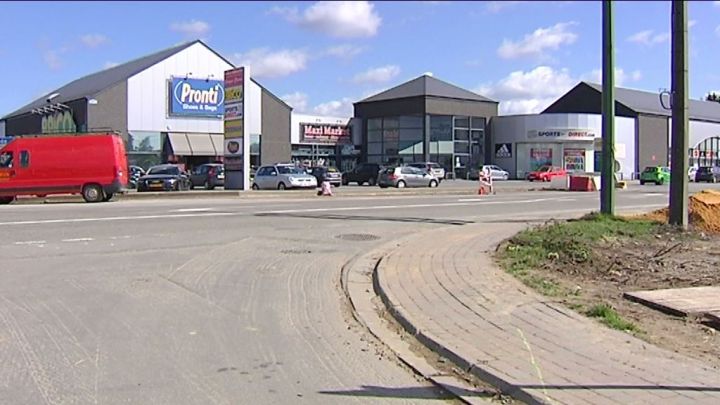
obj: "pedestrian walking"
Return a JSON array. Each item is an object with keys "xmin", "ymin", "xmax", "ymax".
[{"xmin": 478, "ymin": 166, "xmax": 494, "ymax": 195}]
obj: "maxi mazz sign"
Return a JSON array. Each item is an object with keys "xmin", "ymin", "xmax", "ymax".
[{"xmin": 169, "ymin": 78, "xmax": 225, "ymax": 117}]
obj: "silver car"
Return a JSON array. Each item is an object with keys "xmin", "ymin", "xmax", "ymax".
[
  {"xmin": 378, "ymin": 166, "xmax": 440, "ymax": 188},
  {"xmin": 408, "ymin": 162, "xmax": 446, "ymax": 181},
  {"xmin": 251, "ymin": 164, "xmax": 318, "ymax": 190}
]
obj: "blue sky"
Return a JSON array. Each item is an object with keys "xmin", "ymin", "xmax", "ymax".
[{"xmin": 2, "ymin": 1, "xmax": 720, "ymax": 117}]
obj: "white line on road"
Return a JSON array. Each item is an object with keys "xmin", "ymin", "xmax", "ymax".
[
  {"xmin": 261, "ymin": 197, "xmax": 586, "ymax": 214},
  {"xmin": 14, "ymin": 240, "xmax": 46, "ymax": 245},
  {"xmin": 0, "ymin": 212, "xmax": 234, "ymax": 227},
  {"xmin": 61, "ymin": 238, "xmax": 95, "ymax": 242},
  {"xmin": 171, "ymin": 208, "xmax": 213, "ymax": 212}
]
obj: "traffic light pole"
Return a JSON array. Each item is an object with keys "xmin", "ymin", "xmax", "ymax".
[
  {"xmin": 669, "ymin": 0, "xmax": 689, "ymax": 228},
  {"xmin": 601, "ymin": 0, "xmax": 616, "ymax": 215}
]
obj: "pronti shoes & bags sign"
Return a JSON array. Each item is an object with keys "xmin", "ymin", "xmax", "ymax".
[{"xmin": 169, "ymin": 78, "xmax": 225, "ymax": 117}]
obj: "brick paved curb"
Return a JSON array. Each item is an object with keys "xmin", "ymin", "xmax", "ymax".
[
  {"xmin": 372, "ymin": 256, "xmax": 541, "ymax": 405},
  {"xmin": 341, "ymin": 247, "xmax": 497, "ymax": 404},
  {"xmin": 371, "ymin": 221, "xmax": 720, "ymax": 405}
]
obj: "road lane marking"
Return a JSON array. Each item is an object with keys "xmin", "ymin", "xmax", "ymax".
[
  {"xmin": 61, "ymin": 238, "xmax": 95, "ymax": 242},
  {"xmin": 260, "ymin": 197, "xmax": 602, "ymax": 215},
  {"xmin": 0, "ymin": 212, "xmax": 234, "ymax": 227},
  {"xmin": 172, "ymin": 208, "xmax": 213, "ymax": 212},
  {"xmin": 14, "ymin": 240, "xmax": 46, "ymax": 245}
]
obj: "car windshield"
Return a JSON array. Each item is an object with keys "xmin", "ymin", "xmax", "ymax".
[
  {"xmin": 643, "ymin": 167, "xmax": 658, "ymax": 173},
  {"xmin": 698, "ymin": 167, "xmax": 712, "ymax": 173},
  {"xmin": 537, "ymin": 166, "xmax": 551, "ymax": 172},
  {"xmin": 327, "ymin": 167, "xmax": 338, "ymax": 172},
  {"xmin": 148, "ymin": 166, "xmax": 180, "ymax": 175},
  {"xmin": 277, "ymin": 166, "xmax": 305, "ymax": 175}
]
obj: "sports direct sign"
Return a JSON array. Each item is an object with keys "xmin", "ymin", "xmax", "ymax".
[{"xmin": 170, "ymin": 78, "xmax": 225, "ymax": 117}]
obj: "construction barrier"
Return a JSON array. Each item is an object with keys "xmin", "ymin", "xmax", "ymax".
[
  {"xmin": 549, "ymin": 175, "xmax": 570, "ymax": 190},
  {"xmin": 569, "ymin": 175, "xmax": 595, "ymax": 191}
]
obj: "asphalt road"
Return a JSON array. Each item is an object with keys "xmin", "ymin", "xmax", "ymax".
[{"xmin": 1, "ymin": 185, "xmax": 717, "ymax": 404}]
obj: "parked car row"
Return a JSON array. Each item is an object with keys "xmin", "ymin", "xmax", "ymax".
[{"xmin": 134, "ymin": 163, "xmax": 225, "ymax": 192}]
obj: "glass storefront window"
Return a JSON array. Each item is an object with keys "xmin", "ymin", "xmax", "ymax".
[
  {"xmin": 128, "ymin": 131, "xmax": 161, "ymax": 152},
  {"xmin": 471, "ymin": 130, "xmax": 484, "ymax": 142},
  {"xmin": 384, "ymin": 142, "xmax": 399, "ymax": 156},
  {"xmin": 471, "ymin": 117, "xmax": 485, "ymax": 129},
  {"xmin": 383, "ymin": 128, "xmax": 399, "ymax": 142},
  {"xmin": 383, "ymin": 117, "xmax": 399, "ymax": 129},
  {"xmin": 368, "ymin": 118, "xmax": 382, "ymax": 131},
  {"xmin": 454, "ymin": 129, "xmax": 469, "ymax": 141},
  {"xmin": 454, "ymin": 116, "xmax": 469, "ymax": 128},
  {"xmin": 454, "ymin": 142, "xmax": 469, "ymax": 154},
  {"xmin": 399, "ymin": 115, "xmax": 423, "ymax": 128},
  {"xmin": 368, "ymin": 129, "xmax": 382, "ymax": 143},
  {"xmin": 368, "ymin": 142, "xmax": 382, "ymax": 154},
  {"xmin": 399, "ymin": 128, "xmax": 422, "ymax": 141}
]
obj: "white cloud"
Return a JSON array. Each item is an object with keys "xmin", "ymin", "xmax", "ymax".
[
  {"xmin": 312, "ymin": 97, "xmax": 354, "ymax": 117},
  {"xmin": 170, "ymin": 20, "xmax": 210, "ymax": 38},
  {"xmin": 43, "ymin": 48, "xmax": 66, "ymax": 70},
  {"xmin": 80, "ymin": 34, "xmax": 107, "ymax": 48},
  {"xmin": 580, "ymin": 68, "xmax": 642, "ymax": 87},
  {"xmin": 689, "ymin": 20, "xmax": 697, "ymax": 29},
  {"xmin": 281, "ymin": 92, "xmax": 309, "ymax": 112},
  {"xmin": 478, "ymin": 65, "xmax": 645, "ymax": 115},
  {"xmin": 485, "ymin": 1, "xmax": 526, "ymax": 13},
  {"xmin": 352, "ymin": 65, "xmax": 400, "ymax": 84},
  {"xmin": 716, "ymin": 25, "xmax": 720, "ymax": 37},
  {"xmin": 627, "ymin": 30, "xmax": 669, "ymax": 46},
  {"xmin": 231, "ymin": 48, "xmax": 308, "ymax": 79},
  {"xmin": 324, "ymin": 44, "xmax": 366, "ymax": 60},
  {"xmin": 497, "ymin": 22, "xmax": 578, "ymax": 59},
  {"xmin": 103, "ymin": 61, "xmax": 119, "ymax": 69},
  {"xmin": 273, "ymin": 1, "xmax": 381, "ymax": 38}
]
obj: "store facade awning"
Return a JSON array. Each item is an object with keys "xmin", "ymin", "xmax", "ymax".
[
  {"xmin": 167, "ymin": 132, "xmax": 192, "ymax": 155},
  {"xmin": 168, "ymin": 132, "xmax": 223, "ymax": 156},
  {"xmin": 186, "ymin": 133, "xmax": 216, "ymax": 156},
  {"xmin": 210, "ymin": 134, "xmax": 224, "ymax": 156}
]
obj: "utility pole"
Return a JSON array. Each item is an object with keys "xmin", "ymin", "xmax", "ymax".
[
  {"xmin": 601, "ymin": 0, "xmax": 615, "ymax": 215},
  {"xmin": 669, "ymin": 0, "xmax": 689, "ymax": 228}
]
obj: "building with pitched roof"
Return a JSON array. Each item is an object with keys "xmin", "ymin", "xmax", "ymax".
[
  {"xmin": 490, "ymin": 82, "xmax": 720, "ymax": 180},
  {"xmin": 1, "ymin": 40, "xmax": 293, "ymax": 170},
  {"xmin": 354, "ymin": 74, "xmax": 498, "ymax": 178}
]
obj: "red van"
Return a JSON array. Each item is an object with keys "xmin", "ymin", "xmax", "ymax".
[{"xmin": 0, "ymin": 133, "xmax": 128, "ymax": 203}]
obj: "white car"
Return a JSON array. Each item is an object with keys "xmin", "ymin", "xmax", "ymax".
[
  {"xmin": 481, "ymin": 165, "xmax": 510, "ymax": 180},
  {"xmin": 251, "ymin": 164, "xmax": 318, "ymax": 190}
]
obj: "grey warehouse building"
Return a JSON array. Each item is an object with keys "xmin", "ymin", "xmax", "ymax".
[
  {"xmin": 354, "ymin": 75, "xmax": 498, "ymax": 178},
  {"xmin": 543, "ymin": 82, "xmax": 720, "ymax": 174},
  {"xmin": 0, "ymin": 40, "xmax": 292, "ymax": 171}
]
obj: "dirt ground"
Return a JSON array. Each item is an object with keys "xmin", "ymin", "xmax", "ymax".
[
  {"xmin": 542, "ymin": 230, "xmax": 720, "ymax": 369},
  {"xmin": 529, "ymin": 190, "xmax": 720, "ymax": 370}
]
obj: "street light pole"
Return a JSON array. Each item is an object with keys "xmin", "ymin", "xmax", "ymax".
[
  {"xmin": 669, "ymin": 0, "xmax": 689, "ymax": 228},
  {"xmin": 601, "ymin": 0, "xmax": 616, "ymax": 215}
]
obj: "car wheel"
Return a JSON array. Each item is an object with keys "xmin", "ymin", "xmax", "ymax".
[
  {"xmin": 278, "ymin": 182, "xmax": 286, "ymax": 190},
  {"xmin": 396, "ymin": 180, "xmax": 406, "ymax": 188},
  {"xmin": 341, "ymin": 177, "xmax": 348, "ymax": 186},
  {"xmin": 103, "ymin": 193, "xmax": 114, "ymax": 202},
  {"xmin": 429, "ymin": 179, "xmax": 438, "ymax": 188},
  {"xmin": 502, "ymin": 173, "xmax": 509, "ymax": 181},
  {"xmin": 640, "ymin": 180, "xmax": 645, "ymax": 185},
  {"xmin": 82, "ymin": 184, "xmax": 104, "ymax": 203},
  {"xmin": 205, "ymin": 180, "xmax": 215, "ymax": 190},
  {"xmin": 0, "ymin": 197, "xmax": 14, "ymax": 204},
  {"xmin": 658, "ymin": 179, "xmax": 664, "ymax": 185},
  {"xmin": 252, "ymin": 183, "xmax": 260, "ymax": 190},
  {"xmin": 368, "ymin": 177, "xmax": 377, "ymax": 186}
]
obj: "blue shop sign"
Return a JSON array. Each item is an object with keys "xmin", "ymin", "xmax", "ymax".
[{"xmin": 169, "ymin": 78, "xmax": 225, "ymax": 117}]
